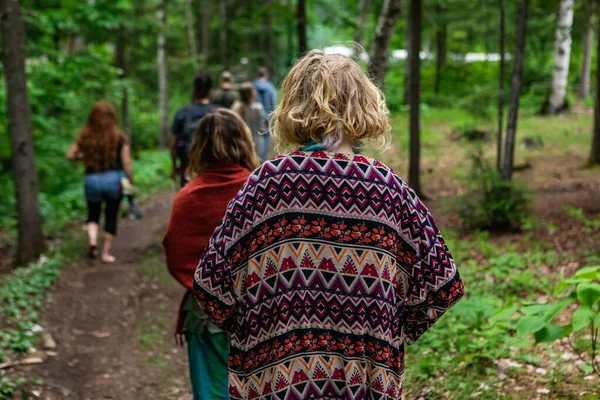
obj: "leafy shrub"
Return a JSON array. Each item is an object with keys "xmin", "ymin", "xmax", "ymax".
[
  {"xmin": 518, "ymin": 265, "xmax": 600, "ymax": 375},
  {"xmin": 456, "ymin": 147, "xmax": 531, "ymax": 231}
]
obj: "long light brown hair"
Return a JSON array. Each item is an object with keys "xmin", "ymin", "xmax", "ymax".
[
  {"xmin": 272, "ymin": 49, "xmax": 390, "ymax": 152},
  {"xmin": 77, "ymin": 101, "xmax": 126, "ymax": 171},
  {"xmin": 232, "ymin": 82, "xmax": 256, "ymax": 120},
  {"xmin": 186, "ymin": 109, "xmax": 260, "ymax": 178}
]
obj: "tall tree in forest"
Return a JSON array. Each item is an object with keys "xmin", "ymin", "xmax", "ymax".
[
  {"xmin": 501, "ymin": 0, "xmax": 529, "ymax": 180},
  {"xmin": 298, "ymin": 0, "xmax": 307, "ymax": 55},
  {"xmin": 264, "ymin": 0, "xmax": 273, "ymax": 72},
  {"xmin": 157, "ymin": 0, "xmax": 169, "ymax": 148},
  {"xmin": 197, "ymin": 0, "xmax": 209, "ymax": 64},
  {"xmin": 543, "ymin": 0, "xmax": 574, "ymax": 114},
  {"xmin": 220, "ymin": 0, "xmax": 228, "ymax": 68},
  {"xmin": 353, "ymin": 0, "xmax": 369, "ymax": 56},
  {"xmin": 579, "ymin": 11, "xmax": 594, "ymax": 99},
  {"xmin": 184, "ymin": 0, "xmax": 198, "ymax": 68},
  {"xmin": 404, "ymin": 16, "xmax": 411, "ymax": 105},
  {"xmin": 0, "ymin": 0, "xmax": 45, "ymax": 265},
  {"xmin": 590, "ymin": 6, "xmax": 600, "ymax": 165},
  {"xmin": 433, "ymin": 2, "xmax": 447, "ymax": 95},
  {"xmin": 408, "ymin": 0, "xmax": 422, "ymax": 195},
  {"xmin": 116, "ymin": 26, "xmax": 131, "ymax": 136},
  {"xmin": 368, "ymin": 0, "xmax": 402, "ymax": 87},
  {"xmin": 497, "ymin": 0, "xmax": 506, "ymax": 171}
]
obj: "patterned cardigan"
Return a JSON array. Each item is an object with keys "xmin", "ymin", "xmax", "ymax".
[{"xmin": 193, "ymin": 151, "xmax": 464, "ymax": 400}]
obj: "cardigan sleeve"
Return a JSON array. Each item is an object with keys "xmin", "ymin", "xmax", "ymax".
[{"xmin": 402, "ymin": 210, "xmax": 465, "ymax": 345}]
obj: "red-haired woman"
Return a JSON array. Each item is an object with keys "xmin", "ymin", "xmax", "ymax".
[{"xmin": 66, "ymin": 101, "xmax": 134, "ymax": 263}]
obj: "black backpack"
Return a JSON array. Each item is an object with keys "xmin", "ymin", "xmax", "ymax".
[{"xmin": 176, "ymin": 106, "xmax": 202, "ymax": 167}]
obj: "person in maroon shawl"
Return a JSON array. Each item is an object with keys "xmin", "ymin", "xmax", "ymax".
[{"xmin": 163, "ymin": 108, "xmax": 260, "ymax": 399}]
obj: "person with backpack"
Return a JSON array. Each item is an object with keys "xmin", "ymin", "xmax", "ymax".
[
  {"xmin": 163, "ymin": 109, "xmax": 260, "ymax": 400},
  {"xmin": 210, "ymin": 71, "xmax": 238, "ymax": 108},
  {"xmin": 170, "ymin": 73, "xmax": 218, "ymax": 187},
  {"xmin": 66, "ymin": 101, "xmax": 134, "ymax": 263},
  {"xmin": 232, "ymin": 82, "xmax": 268, "ymax": 161}
]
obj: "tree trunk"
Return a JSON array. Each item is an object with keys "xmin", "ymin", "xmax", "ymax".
[
  {"xmin": 545, "ymin": 0, "xmax": 574, "ymax": 114},
  {"xmin": 404, "ymin": 16, "xmax": 411, "ymax": 105},
  {"xmin": 115, "ymin": 26, "xmax": 131, "ymax": 137},
  {"xmin": 157, "ymin": 0, "xmax": 169, "ymax": 148},
  {"xmin": 219, "ymin": 0, "xmax": 228, "ymax": 68},
  {"xmin": 196, "ymin": 0, "xmax": 209, "ymax": 65},
  {"xmin": 433, "ymin": 2, "xmax": 446, "ymax": 95},
  {"xmin": 264, "ymin": 0, "xmax": 273, "ymax": 72},
  {"xmin": 590, "ymin": 9, "xmax": 600, "ymax": 165},
  {"xmin": 408, "ymin": 0, "xmax": 422, "ymax": 195},
  {"xmin": 497, "ymin": 0, "xmax": 505, "ymax": 171},
  {"xmin": 368, "ymin": 0, "xmax": 402, "ymax": 87},
  {"xmin": 297, "ymin": 0, "xmax": 307, "ymax": 56},
  {"xmin": 501, "ymin": 0, "xmax": 529, "ymax": 181},
  {"xmin": 185, "ymin": 0, "xmax": 198, "ymax": 69},
  {"xmin": 352, "ymin": 0, "xmax": 369, "ymax": 57},
  {"xmin": 580, "ymin": 14, "xmax": 594, "ymax": 99},
  {"xmin": 0, "ymin": 0, "xmax": 45, "ymax": 266},
  {"xmin": 287, "ymin": 0, "xmax": 294, "ymax": 66}
]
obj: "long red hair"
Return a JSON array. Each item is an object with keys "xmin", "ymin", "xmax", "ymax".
[{"xmin": 77, "ymin": 101, "xmax": 126, "ymax": 172}]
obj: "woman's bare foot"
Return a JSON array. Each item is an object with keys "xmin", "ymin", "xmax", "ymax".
[{"xmin": 101, "ymin": 254, "xmax": 116, "ymax": 263}]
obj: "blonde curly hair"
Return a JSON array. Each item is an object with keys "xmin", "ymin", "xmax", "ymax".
[{"xmin": 272, "ymin": 49, "xmax": 390, "ymax": 152}]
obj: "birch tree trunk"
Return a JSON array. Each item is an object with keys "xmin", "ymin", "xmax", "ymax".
[
  {"xmin": 368, "ymin": 0, "xmax": 402, "ymax": 87},
  {"xmin": 408, "ymin": 0, "xmax": 422, "ymax": 196},
  {"xmin": 545, "ymin": 0, "xmax": 574, "ymax": 114},
  {"xmin": 185, "ymin": 0, "xmax": 198, "ymax": 69},
  {"xmin": 590, "ymin": 11, "xmax": 600, "ymax": 165},
  {"xmin": 497, "ymin": 0, "xmax": 506, "ymax": 171},
  {"xmin": 0, "ymin": 0, "xmax": 45, "ymax": 266},
  {"xmin": 580, "ymin": 15, "xmax": 594, "ymax": 99},
  {"xmin": 157, "ymin": 0, "xmax": 169, "ymax": 148},
  {"xmin": 297, "ymin": 0, "xmax": 307, "ymax": 56},
  {"xmin": 501, "ymin": 0, "xmax": 529, "ymax": 181}
]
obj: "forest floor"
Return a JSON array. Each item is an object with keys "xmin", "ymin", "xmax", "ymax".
[{"xmin": 1, "ymin": 111, "xmax": 599, "ymax": 399}]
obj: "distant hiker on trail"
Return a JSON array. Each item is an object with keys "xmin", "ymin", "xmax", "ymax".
[
  {"xmin": 66, "ymin": 101, "xmax": 134, "ymax": 263},
  {"xmin": 210, "ymin": 71, "xmax": 238, "ymax": 108},
  {"xmin": 253, "ymin": 67, "xmax": 277, "ymax": 157},
  {"xmin": 232, "ymin": 82, "xmax": 268, "ymax": 161},
  {"xmin": 170, "ymin": 72, "xmax": 218, "ymax": 187},
  {"xmin": 163, "ymin": 109, "xmax": 260, "ymax": 400},
  {"xmin": 193, "ymin": 50, "xmax": 464, "ymax": 400}
]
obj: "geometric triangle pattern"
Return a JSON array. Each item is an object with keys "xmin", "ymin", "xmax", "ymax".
[{"xmin": 193, "ymin": 151, "xmax": 464, "ymax": 399}]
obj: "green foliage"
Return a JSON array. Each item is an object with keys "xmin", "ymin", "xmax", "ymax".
[
  {"xmin": 456, "ymin": 148, "xmax": 531, "ymax": 231},
  {"xmin": 0, "ymin": 257, "xmax": 62, "ymax": 361},
  {"xmin": 518, "ymin": 265, "xmax": 600, "ymax": 374}
]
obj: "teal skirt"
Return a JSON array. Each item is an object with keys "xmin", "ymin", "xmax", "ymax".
[{"xmin": 183, "ymin": 293, "xmax": 229, "ymax": 399}]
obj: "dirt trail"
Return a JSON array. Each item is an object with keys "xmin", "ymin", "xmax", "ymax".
[{"xmin": 26, "ymin": 193, "xmax": 192, "ymax": 400}]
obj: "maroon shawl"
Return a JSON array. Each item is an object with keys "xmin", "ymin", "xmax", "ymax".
[{"xmin": 162, "ymin": 164, "xmax": 251, "ymax": 333}]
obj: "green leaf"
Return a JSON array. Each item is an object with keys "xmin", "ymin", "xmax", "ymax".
[
  {"xmin": 576, "ymin": 283, "xmax": 600, "ymax": 308},
  {"xmin": 521, "ymin": 303, "xmax": 551, "ymax": 316},
  {"xmin": 542, "ymin": 297, "xmax": 573, "ymax": 323},
  {"xmin": 574, "ymin": 265, "xmax": 600, "ymax": 280},
  {"xmin": 578, "ymin": 363, "xmax": 594, "ymax": 375},
  {"xmin": 572, "ymin": 307, "xmax": 595, "ymax": 331},
  {"xmin": 517, "ymin": 316, "xmax": 547, "ymax": 335},
  {"xmin": 534, "ymin": 324, "xmax": 572, "ymax": 343}
]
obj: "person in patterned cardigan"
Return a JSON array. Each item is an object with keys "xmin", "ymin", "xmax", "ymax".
[{"xmin": 193, "ymin": 49, "xmax": 465, "ymax": 399}]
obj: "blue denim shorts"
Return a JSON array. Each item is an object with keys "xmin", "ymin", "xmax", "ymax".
[{"xmin": 84, "ymin": 170, "xmax": 122, "ymax": 202}]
